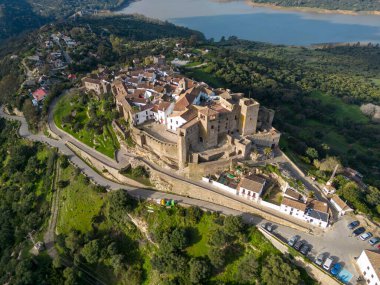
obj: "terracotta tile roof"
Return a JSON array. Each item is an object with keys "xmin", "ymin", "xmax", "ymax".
[
  {"xmin": 179, "ymin": 117, "xmax": 199, "ymax": 129},
  {"xmin": 240, "ymin": 175, "xmax": 266, "ymax": 193},
  {"xmin": 210, "ymin": 104, "xmax": 230, "ymax": 114},
  {"xmin": 32, "ymin": 88, "xmax": 48, "ymax": 101},
  {"xmin": 174, "ymin": 87, "xmax": 198, "ymax": 111},
  {"xmin": 199, "ymin": 107, "xmax": 219, "ymax": 117},
  {"xmin": 158, "ymin": 101, "xmax": 171, "ymax": 111},
  {"xmin": 364, "ymin": 250, "xmax": 380, "ymax": 279},
  {"xmin": 284, "ymin": 188, "xmax": 302, "ymax": 201},
  {"xmin": 180, "ymin": 108, "xmax": 198, "ymax": 121},
  {"xmin": 331, "ymin": 195, "xmax": 352, "ymax": 211},
  {"xmin": 308, "ymin": 199, "xmax": 329, "ymax": 213},
  {"xmin": 282, "ymin": 197, "xmax": 307, "ymax": 212}
]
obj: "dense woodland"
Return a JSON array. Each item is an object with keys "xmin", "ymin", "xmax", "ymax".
[
  {"xmin": 253, "ymin": 0, "xmax": 380, "ymax": 11},
  {"xmin": 0, "ymin": 119, "xmax": 61, "ymax": 284},
  {"xmin": 0, "ymin": 0, "xmax": 129, "ymax": 40}
]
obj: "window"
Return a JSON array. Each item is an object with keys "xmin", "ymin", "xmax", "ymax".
[
  {"xmin": 146, "ymin": 111, "xmax": 148, "ymax": 115},
  {"xmin": 371, "ymin": 274, "xmax": 374, "ymax": 278},
  {"xmin": 364, "ymin": 271, "xmax": 367, "ymax": 275},
  {"xmin": 211, "ymin": 125, "xmax": 214, "ymax": 130},
  {"xmin": 176, "ymin": 121, "xmax": 178, "ymax": 125},
  {"xmin": 368, "ymin": 266, "xmax": 370, "ymax": 270}
]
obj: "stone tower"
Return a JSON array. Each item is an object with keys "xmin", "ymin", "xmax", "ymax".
[
  {"xmin": 238, "ymin": 98, "xmax": 260, "ymax": 136},
  {"xmin": 178, "ymin": 130, "xmax": 188, "ymax": 169},
  {"xmin": 198, "ymin": 107, "xmax": 219, "ymax": 148}
]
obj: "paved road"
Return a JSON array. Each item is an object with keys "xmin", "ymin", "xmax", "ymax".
[
  {"xmin": 46, "ymin": 97, "xmax": 318, "ymax": 231},
  {"xmin": 264, "ymin": 214, "xmax": 375, "ymax": 284},
  {"xmin": 2, "ymin": 107, "xmax": 372, "ymax": 283}
]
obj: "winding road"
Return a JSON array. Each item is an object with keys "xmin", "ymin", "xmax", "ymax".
[{"xmin": 0, "ymin": 105, "xmax": 370, "ymax": 283}]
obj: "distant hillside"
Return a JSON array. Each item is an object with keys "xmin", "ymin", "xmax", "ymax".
[
  {"xmin": 252, "ymin": 0, "xmax": 380, "ymax": 11},
  {"xmin": 0, "ymin": 0, "xmax": 129, "ymax": 41}
]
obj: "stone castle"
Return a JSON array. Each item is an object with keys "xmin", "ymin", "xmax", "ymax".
[{"xmin": 83, "ymin": 65, "xmax": 280, "ymax": 175}]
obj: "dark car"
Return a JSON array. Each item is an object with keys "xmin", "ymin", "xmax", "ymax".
[
  {"xmin": 300, "ymin": 244, "xmax": 310, "ymax": 255},
  {"xmin": 353, "ymin": 227, "xmax": 366, "ymax": 236},
  {"xmin": 348, "ymin": 221, "xmax": 360, "ymax": 229},
  {"xmin": 288, "ymin": 235, "xmax": 299, "ymax": 247},
  {"xmin": 294, "ymin": 241, "xmax": 303, "ymax": 251}
]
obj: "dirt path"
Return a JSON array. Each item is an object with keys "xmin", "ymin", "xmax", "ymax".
[{"xmin": 43, "ymin": 159, "xmax": 61, "ymax": 259}]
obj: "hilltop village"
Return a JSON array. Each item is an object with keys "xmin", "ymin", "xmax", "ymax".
[{"xmin": 82, "ymin": 57, "xmax": 280, "ymax": 175}]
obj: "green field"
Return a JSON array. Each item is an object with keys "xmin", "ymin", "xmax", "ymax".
[
  {"xmin": 53, "ymin": 91, "xmax": 119, "ymax": 158},
  {"xmin": 57, "ymin": 165, "xmax": 105, "ymax": 234}
]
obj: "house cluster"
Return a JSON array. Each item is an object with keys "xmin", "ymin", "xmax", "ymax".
[
  {"xmin": 82, "ymin": 63, "xmax": 281, "ymax": 169},
  {"xmin": 204, "ymin": 169, "xmax": 330, "ymax": 228},
  {"xmin": 202, "ymin": 171, "xmax": 267, "ymax": 202},
  {"xmin": 51, "ymin": 33, "xmax": 77, "ymax": 48},
  {"xmin": 280, "ymin": 195, "xmax": 330, "ymax": 228}
]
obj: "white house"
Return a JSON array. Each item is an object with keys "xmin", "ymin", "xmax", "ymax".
[
  {"xmin": 238, "ymin": 175, "xmax": 266, "ymax": 202},
  {"xmin": 323, "ymin": 185, "xmax": 336, "ymax": 195},
  {"xmin": 280, "ymin": 197, "xmax": 306, "ymax": 220},
  {"xmin": 330, "ymin": 195, "xmax": 353, "ymax": 216},
  {"xmin": 157, "ymin": 101, "xmax": 174, "ymax": 125},
  {"xmin": 357, "ymin": 250, "xmax": 380, "ymax": 285},
  {"xmin": 167, "ymin": 114, "xmax": 187, "ymax": 132},
  {"xmin": 304, "ymin": 200, "xmax": 329, "ymax": 228}
]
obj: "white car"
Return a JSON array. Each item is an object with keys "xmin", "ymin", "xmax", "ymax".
[
  {"xmin": 323, "ymin": 257, "xmax": 334, "ymax": 271},
  {"xmin": 360, "ymin": 232, "xmax": 373, "ymax": 241}
]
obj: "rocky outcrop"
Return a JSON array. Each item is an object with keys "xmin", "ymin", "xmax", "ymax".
[{"xmin": 360, "ymin": 103, "xmax": 380, "ymax": 123}]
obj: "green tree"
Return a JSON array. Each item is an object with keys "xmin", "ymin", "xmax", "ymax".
[
  {"xmin": 208, "ymin": 248, "xmax": 226, "ymax": 269},
  {"xmin": 235, "ymin": 254, "xmax": 259, "ymax": 283},
  {"xmin": 306, "ymin": 147, "xmax": 318, "ymax": 159},
  {"xmin": 223, "ymin": 215, "xmax": 244, "ymax": 236},
  {"xmin": 208, "ymin": 228, "xmax": 229, "ymax": 248},
  {"xmin": 81, "ymin": 240, "xmax": 101, "ymax": 264},
  {"xmin": 189, "ymin": 258, "xmax": 211, "ymax": 284},
  {"xmin": 261, "ymin": 254, "xmax": 301, "ymax": 285}
]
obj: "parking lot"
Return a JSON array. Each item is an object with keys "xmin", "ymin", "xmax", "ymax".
[{"xmin": 259, "ymin": 215, "xmax": 377, "ymax": 284}]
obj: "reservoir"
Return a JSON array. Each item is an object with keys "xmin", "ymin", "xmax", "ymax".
[{"xmin": 117, "ymin": 0, "xmax": 380, "ymax": 45}]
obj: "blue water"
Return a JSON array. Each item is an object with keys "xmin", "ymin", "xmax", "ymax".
[
  {"xmin": 172, "ymin": 13, "xmax": 380, "ymax": 45},
  {"xmin": 337, "ymin": 268, "xmax": 353, "ymax": 284},
  {"xmin": 118, "ymin": 0, "xmax": 380, "ymax": 46}
]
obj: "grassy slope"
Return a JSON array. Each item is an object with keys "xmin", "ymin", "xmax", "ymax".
[
  {"xmin": 57, "ymin": 165, "xmax": 104, "ymax": 234},
  {"xmin": 53, "ymin": 92, "xmax": 119, "ymax": 159}
]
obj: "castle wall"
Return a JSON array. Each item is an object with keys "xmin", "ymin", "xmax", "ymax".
[{"xmin": 130, "ymin": 126, "xmax": 178, "ymax": 160}]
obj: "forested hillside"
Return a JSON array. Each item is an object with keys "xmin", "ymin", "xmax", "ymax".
[
  {"xmin": 0, "ymin": 0, "xmax": 129, "ymax": 40},
  {"xmin": 253, "ymin": 0, "xmax": 380, "ymax": 11},
  {"xmin": 0, "ymin": 119, "xmax": 60, "ymax": 284}
]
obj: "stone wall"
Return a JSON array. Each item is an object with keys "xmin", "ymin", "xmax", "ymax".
[
  {"xmin": 130, "ymin": 126, "xmax": 178, "ymax": 160},
  {"xmin": 66, "ymin": 141, "xmax": 145, "ymax": 188},
  {"xmin": 187, "ymin": 158, "xmax": 232, "ymax": 179}
]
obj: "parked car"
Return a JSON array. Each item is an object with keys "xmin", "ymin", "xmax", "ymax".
[
  {"xmin": 315, "ymin": 253, "xmax": 325, "ymax": 266},
  {"xmin": 347, "ymin": 220, "xmax": 360, "ymax": 229},
  {"xmin": 331, "ymin": 263, "xmax": 342, "ymax": 276},
  {"xmin": 261, "ymin": 223, "xmax": 273, "ymax": 232},
  {"xmin": 369, "ymin": 237, "xmax": 380, "ymax": 246},
  {"xmin": 323, "ymin": 257, "xmax": 334, "ymax": 271},
  {"xmin": 288, "ymin": 235, "xmax": 299, "ymax": 247},
  {"xmin": 294, "ymin": 241, "xmax": 303, "ymax": 251},
  {"xmin": 300, "ymin": 244, "xmax": 310, "ymax": 255},
  {"xmin": 360, "ymin": 232, "xmax": 373, "ymax": 241},
  {"xmin": 353, "ymin": 227, "xmax": 366, "ymax": 236}
]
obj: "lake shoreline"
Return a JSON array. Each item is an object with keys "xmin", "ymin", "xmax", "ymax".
[{"xmin": 247, "ymin": 1, "xmax": 380, "ymax": 16}]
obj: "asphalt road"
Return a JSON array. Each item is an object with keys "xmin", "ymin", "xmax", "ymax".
[{"xmin": 1, "ymin": 107, "xmax": 373, "ymax": 283}]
